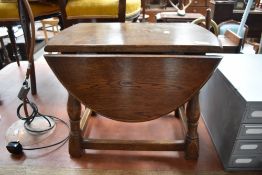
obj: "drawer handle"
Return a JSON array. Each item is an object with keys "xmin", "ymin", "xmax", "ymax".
[
  {"xmin": 194, "ymin": 0, "xmax": 198, "ymax": 3},
  {"xmin": 240, "ymin": 144, "xmax": 258, "ymax": 150},
  {"xmin": 251, "ymin": 111, "xmax": 262, "ymax": 118},
  {"xmin": 246, "ymin": 129, "xmax": 262, "ymax": 134},
  {"xmin": 235, "ymin": 158, "xmax": 252, "ymax": 164}
]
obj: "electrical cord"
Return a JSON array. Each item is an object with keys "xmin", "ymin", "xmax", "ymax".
[
  {"xmin": 23, "ymin": 114, "xmax": 70, "ymax": 151},
  {"xmin": 17, "ymin": 98, "xmax": 70, "ymax": 150},
  {"xmin": 17, "ymin": 98, "xmax": 54, "ymax": 133},
  {"xmin": 6, "ymin": 76, "xmax": 70, "ymax": 155}
]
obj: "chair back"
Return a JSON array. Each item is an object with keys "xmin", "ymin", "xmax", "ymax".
[
  {"xmin": 218, "ymin": 20, "xmax": 248, "ymax": 48},
  {"xmin": 58, "ymin": 0, "xmax": 142, "ymax": 28},
  {"xmin": 18, "ymin": 0, "xmax": 37, "ymax": 94},
  {"xmin": 18, "ymin": 0, "xmax": 35, "ymax": 62},
  {"xmin": 191, "ymin": 8, "xmax": 219, "ymax": 36}
]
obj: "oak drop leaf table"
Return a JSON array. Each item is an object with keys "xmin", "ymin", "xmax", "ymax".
[{"xmin": 44, "ymin": 23, "xmax": 222, "ymax": 159}]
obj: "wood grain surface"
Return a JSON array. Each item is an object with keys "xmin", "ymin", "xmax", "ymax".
[
  {"xmin": 44, "ymin": 23, "xmax": 222, "ymax": 53},
  {"xmin": 45, "ymin": 54, "xmax": 221, "ymax": 122}
]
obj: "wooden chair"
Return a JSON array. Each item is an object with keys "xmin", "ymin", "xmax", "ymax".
[
  {"xmin": 17, "ymin": 0, "xmax": 37, "ymax": 95},
  {"xmin": 251, "ymin": 33, "xmax": 262, "ymax": 54},
  {"xmin": 58, "ymin": 0, "xmax": 142, "ymax": 28},
  {"xmin": 191, "ymin": 8, "xmax": 219, "ymax": 36},
  {"xmin": 218, "ymin": 19, "xmax": 249, "ymax": 49},
  {"xmin": 41, "ymin": 17, "xmax": 60, "ymax": 43},
  {"xmin": 44, "ymin": 53, "xmax": 221, "ymax": 159},
  {"xmin": 0, "ymin": 29, "xmax": 12, "ymax": 68},
  {"xmin": 218, "ymin": 29, "xmax": 243, "ymax": 53},
  {"xmin": 0, "ymin": 0, "xmax": 60, "ymax": 67}
]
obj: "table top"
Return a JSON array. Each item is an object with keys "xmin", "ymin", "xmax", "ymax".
[
  {"xmin": 159, "ymin": 12, "xmax": 203, "ymax": 20},
  {"xmin": 45, "ymin": 23, "xmax": 222, "ymax": 53},
  {"xmin": 218, "ymin": 54, "xmax": 262, "ymax": 102}
]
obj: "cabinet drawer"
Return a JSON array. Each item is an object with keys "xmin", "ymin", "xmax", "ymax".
[
  {"xmin": 187, "ymin": 7, "xmax": 207, "ymax": 15},
  {"xmin": 229, "ymin": 155, "xmax": 262, "ymax": 169},
  {"xmin": 238, "ymin": 124, "xmax": 262, "ymax": 140},
  {"xmin": 233, "ymin": 140, "xmax": 262, "ymax": 155},
  {"xmin": 191, "ymin": 0, "xmax": 206, "ymax": 6},
  {"xmin": 243, "ymin": 104, "xmax": 262, "ymax": 123}
]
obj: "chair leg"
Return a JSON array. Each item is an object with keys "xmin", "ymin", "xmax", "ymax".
[
  {"xmin": 30, "ymin": 60, "xmax": 37, "ymax": 95},
  {"xmin": 0, "ymin": 37, "xmax": 11, "ymax": 65},
  {"xmin": 185, "ymin": 93, "xmax": 200, "ymax": 160},
  {"xmin": 41, "ymin": 22, "xmax": 48, "ymax": 44},
  {"xmin": 67, "ymin": 93, "xmax": 84, "ymax": 157},
  {"xmin": 7, "ymin": 26, "xmax": 20, "ymax": 66}
]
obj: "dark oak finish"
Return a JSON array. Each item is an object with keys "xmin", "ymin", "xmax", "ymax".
[
  {"xmin": 67, "ymin": 93, "xmax": 83, "ymax": 157},
  {"xmin": 44, "ymin": 23, "xmax": 222, "ymax": 54},
  {"xmin": 44, "ymin": 22, "xmax": 221, "ymax": 160},
  {"xmin": 45, "ymin": 54, "xmax": 221, "ymax": 122},
  {"xmin": 45, "ymin": 54, "xmax": 221, "ymax": 158}
]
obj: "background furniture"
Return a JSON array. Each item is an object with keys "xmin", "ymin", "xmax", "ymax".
[
  {"xmin": 191, "ymin": 8, "xmax": 219, "ymax": 36},
  {"xmin": 58, "ymin": 0, "xmax": 142, "ymax": 28},
  {"xmin": 186, "ymin": 0, "xmax": 209, "ymax": 15},
  {"xmin": 0, "ymin": 31, "xmax": 11, "ymax": 69},
  {"xmin": 164, "ymin": 0, "xmax": 210, "ymax": 15},
  {"xmin": 157, "ymin": 12, "xmax": 204, "ymax": 22},
  {"xmin": 144, "ymin": 0, "xmax": 209, "ymax": 22},
  {"xmin": 218, "ymin": 19, "xmax": 249, "ymax": 48},
  {"xmin": 218, "ymin": 29, "xmax": 243, "ymax": 53},
  {"xmin": 249, "ymin": 32, "xmax": 262, "ymax": 53},
  {"xmin": 40, "ymin": 17, "xmax": 60, "ymax": 43},
  {"xmin": 210, "ymin": 0, "xmax": 235, "ymax": 25},
  {"xmin": 200, "ymin": 54, "xmax": 262, "ymax": 170},
  {"xmin": 210, "ymin": 0, "xmax": 262, "ymax": 39},
  {"xmin": 0, "ymin": 0, "xmax": 60, "ymax": 64},
  {"xmin": 232, "ymin": 8, "xmax": 262, "ymax": 39}
]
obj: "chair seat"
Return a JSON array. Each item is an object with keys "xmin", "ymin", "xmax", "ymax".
[
  {"xmin": 219, "ymin": 23, "xmax": 246, "ymax": 38},
  {"xmin": 0, "ymin": 2, "xmax": 59, "ymax": 21},
  {"xmin": 65, "ymin": 0, "xmax": 141, "ymax": 19}
]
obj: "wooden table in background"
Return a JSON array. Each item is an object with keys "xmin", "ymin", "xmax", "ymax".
[{"xmin": 157, "ymin": 12, "xmax": 204, "ymax": 23}]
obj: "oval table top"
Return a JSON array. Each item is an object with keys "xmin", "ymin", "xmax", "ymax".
[{"xmin": 45, "ymin": 23, "xmax": 222, "ymax": 54}]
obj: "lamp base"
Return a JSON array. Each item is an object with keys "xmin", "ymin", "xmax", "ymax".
[{"xmin": 5, "ymin": 116, "xmax": 56, "ymax": 146}]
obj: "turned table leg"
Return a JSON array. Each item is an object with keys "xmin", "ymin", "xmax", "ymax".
[
  {"xmin": 67, "ymin": 93, "xmax": 83, "ymax": 157},
  {"xmin": 185, "ymin": 93, "xmax": 200, "ymax": 160}
]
